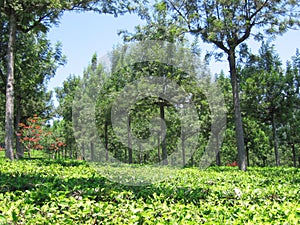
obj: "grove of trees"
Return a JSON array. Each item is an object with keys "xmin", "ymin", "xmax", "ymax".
[{"xmin": 0, "ymin": 0, "xmax": 300, "ymax": 170}]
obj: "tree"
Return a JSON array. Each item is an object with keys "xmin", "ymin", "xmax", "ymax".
[
  {"xmin": 95, "ymin": 41, "xmax": 218, "ymax": 167},
  {"xmin": 0, "ymin": 0, "xmax": 136, "ymax": 160},
  {"xmin": 55, "ymin": 75, "xmax": 81, "ymax": 159},
  {"xmin": 241, "ymin": 42, "xmax": 286, "ymax": 166},
  {"xmin": 150, "ymin": 0, "xmax": 300, "ymax": 170},
  {"xmin": 72, "ymin": 53, "xmax": 107, "ymax": 161},
  {"xmin": 279, "ymin": 50, "xmax": 300, "ymax": 167},
  {"xmin": 240, "ymin": 44, "xmax": 300, "ymax": 166}
]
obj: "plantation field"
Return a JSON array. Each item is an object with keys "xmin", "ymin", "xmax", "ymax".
[{"xmin": 0, "ymin": 157, "xmax": 299, "ymax": 224}]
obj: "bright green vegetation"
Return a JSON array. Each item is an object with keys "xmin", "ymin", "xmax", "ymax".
[{"xmin": 0, "ymin": 158, "xmax": 299, "ymax": 224}]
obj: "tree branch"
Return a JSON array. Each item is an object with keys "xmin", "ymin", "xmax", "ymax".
[{"xmin": 249, "ymin": 0, "xmax": 269, "ymax": 21}]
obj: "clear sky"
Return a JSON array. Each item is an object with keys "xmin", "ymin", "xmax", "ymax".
[{"xmin": 47, "ymin": 11, "xmax": 300, "ymax": 91}]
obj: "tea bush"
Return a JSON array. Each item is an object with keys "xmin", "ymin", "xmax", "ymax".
[{"xmin": 0, "ymin": 158, "xmax": 299, "ymax": 224}]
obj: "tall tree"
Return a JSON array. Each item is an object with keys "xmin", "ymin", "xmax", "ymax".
[
  {"xmin": 13, "ymin": 33, "xmax": 65, "ymax": 158},
  {"xmin": 153, "ymin": 0, "xmax": 300, "ymax": 170},
  {"xmin": 240, "ymin": 43, "xmax": 300, "ymax": 166},
  {"xmin": 55, "ymin": 75, "xmax": 81, "ymax": 159}
]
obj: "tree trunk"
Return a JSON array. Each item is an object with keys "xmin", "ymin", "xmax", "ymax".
[
  {"xmin": 228, "ymin": 49, "xmax": 247, "ymax": 171},
  {"xmin": 127, "ymin": 115, "xmax": 132, "ymax": 163},
  {"xmin": 157, "ymin": 132, "xmax": 161, "ymax": 163},
  {"xmin": 15, "ymin": 96, "xmax": 24, "ymax": 159},
  {"xmin": 5, "ymin": 10, "xmax": 17, "ymax": 160},
  {"xmin": 82, "ymin": 142, "xmax": 85, "ymax": 160},
  {"xmin": 215, "ymin": 135, "xmax": 221, "ymax": 166},
  {"xmin": 104, "ymin": 122, "xmax": 108, "ymax": 161},
  {"xmin": 91, "ymin": 142, "xmax": 95, "ymax": 161},
  {"xmin": 181, "ymin": 133, "xmax": 186, "ymax": 166},
  {"xmin": 291, "ymin": 142, "xmax": 296, "ymax": 167},
  {"xmin": 271, "ymin": 114, "xmax": 280, "ymax": 166},
  {"xmin": 191, "ymin": 153, "xmax": 194, "ymax": 166},
  {"xmin": 69, "ymin": 146, "xmax": 72, "ymax": 159},
  {"xmin": 160, "ymin": 103, "xmax": 168, "ymax": 165}
]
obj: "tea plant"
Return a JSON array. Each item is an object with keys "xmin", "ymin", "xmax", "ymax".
[{"xmin": 0, "ymin": 158, "xmax": 299, "ymax": 224}]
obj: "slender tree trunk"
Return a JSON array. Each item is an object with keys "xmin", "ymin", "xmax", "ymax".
[
  {"xmin": 127, "ymin": 115, "xmax": 132, "ymax": 164},
  {"xmin": 69, "ymin": 146, "xmax": 72, "ymax": 159},
  {"xmin": 75, "ymin": 148, "xmax": 78, "ymax": 159},
  {"xmin": 91, "ymin": 142, "xmax": 95, "ymax": 161},
  {"xmin": 215, "ymin": 135, "xmax": 221, "ymax": 166},
  {"xmin": 271, "ymin": 114, "xmax": 280, "ymax": 166},
  {"xmin": 82, "ymin": 142, "xmax": 85, "ymax": 160},
  {"xmin": 228, "ymin": 49, "xmax": 247, "ymax": 171},
  {"xmin": 160, "ymin": 103, "xmax": 168, "ymax": 165},
  {"xmin": 157, "ymin": 132, "xmax": 160, "ymax": 163},
  {"xmin": 181, "ymin": 133, "xmax": 186, "ymax": 166},
  {"xmin": 15, "ymin": 96, "xmax": 24, "ymax": 159},
  {"xmin": 5, "ymin": 10, "xmax": 16, "ymax": 160},
  {"xmin": 291, "ymin": 142, "xmax": 296, "ymax": 167},
  {"xmin": 104, "ymin": 122, "xmax": 108, "ymax": 161}
]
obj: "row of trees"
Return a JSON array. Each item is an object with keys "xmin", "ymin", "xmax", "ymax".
[
  {"xmin": 53, "ymin": 40, "xmax": 299, "ymax": 167},
  {"xmin": 1, "ymin": 0, "xmax": 300, "ymax": 171}
]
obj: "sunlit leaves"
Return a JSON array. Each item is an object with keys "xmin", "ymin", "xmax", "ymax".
[{"xmin": 0, "ymin": 158, "xmax": 299, "ymax": 223}]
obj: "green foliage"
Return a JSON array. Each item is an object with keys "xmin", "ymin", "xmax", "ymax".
[
  {"xmin": 55, "ymin": 75, "xmax": 81, "ymax": 158},
  {"xmin": 94, "ymin": 42, "xmax": 212, "ymax": 166},
  {"xmin": 239, "ymin": 44, "xmax": 300, "ymax": 166},
  {"xmin": 0, "ymin": 158, "xmax": 299, "ymax": 224}
]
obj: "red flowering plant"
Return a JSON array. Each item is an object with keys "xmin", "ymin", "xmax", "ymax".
[
  {"xmin": 17, "ymin": 115, "xmax": 66, "ymax": 158},
  {"xmin": 17, "ymin": 115, "xmax": 45, "ymax": 157}
]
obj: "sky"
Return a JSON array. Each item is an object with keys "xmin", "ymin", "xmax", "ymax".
[{"xmin": 47, "ymin": 11, "xmax": 300, "ymax": 91}]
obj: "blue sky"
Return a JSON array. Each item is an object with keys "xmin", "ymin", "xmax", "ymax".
[{"xmin": 47, "ymin": 11, "xmax": 300, "ymax": 91}]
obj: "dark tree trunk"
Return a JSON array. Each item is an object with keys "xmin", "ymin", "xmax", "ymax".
[
  {"xmin": 127, "ymin": 115, "xmax": 132, "ymax": 164},
  {"xmin": 215, "ymin": 135, "xmax": 221, "ymax": 166},
  {"xmin": 157, "ymin": 132, "xmax": 161, "ymax": 163},
  {"xmin": 82, "ymin": 142, "xmax": 85, "ymax": 160},
  {"xmin": 69, "ymin": 146, "xmax": 72, "ymax": 159},
  {"xmin": 271, "ymin": 114, "xmax": 280, "ymax": 166},
  {"xmin": 5, "ymin": 10, "xmax": 16, "ymax": 160},
  {"xmin": 75, "ymin": 149, "xmax": 78, "ymax": 160},
  {"xmin": 246, "ymin": 145, "xmax": 250, "ymax": 167},
  {"xmin": 160, "ymin": 103, "xmax": 168, "ymax": 165},
  {"xmin": 104, "ymin": 122, "xmax": 108, "ymax": 161},
  {"xmin": 228, "ymin": 49, "xmax": 247, "ymax": 171}
]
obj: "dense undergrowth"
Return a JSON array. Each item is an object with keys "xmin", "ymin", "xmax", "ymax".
[{"xmin": 0, "ymin": 157, "xmax": 299, "ymax": 224}]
